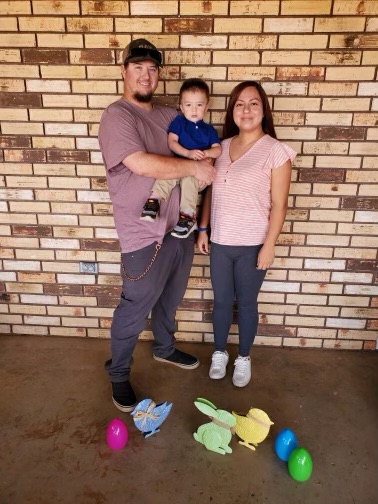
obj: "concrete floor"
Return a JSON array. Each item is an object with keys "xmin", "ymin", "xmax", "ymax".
[{"xmin": 0, "ymin": 335, "xmax": 377, "ymax": 504}]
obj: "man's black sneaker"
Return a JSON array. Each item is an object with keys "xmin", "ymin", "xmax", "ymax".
[
  {"xmin": 111, "ymin": 381, "xmax": 137, "ymax": 413},
  {"xmin": 140, "ymin": 198, "xmax": 160, "ymax": 221},
  {"xmin": 171, "ymin": 213, "xmax": 198, "ymax": 238},
  {"xmin": 153, "ymin": 349, "xmax": 200, "ymax": 369}
]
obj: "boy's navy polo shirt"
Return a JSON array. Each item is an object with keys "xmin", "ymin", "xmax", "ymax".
[{"xmin": 168, "ymin": 114, "xmax": 220, "ymax": 151}]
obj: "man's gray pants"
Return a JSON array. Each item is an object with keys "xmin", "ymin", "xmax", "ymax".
[{"xmin": 105, "ymin": 233, "xmax": 195, "ymax": 383}]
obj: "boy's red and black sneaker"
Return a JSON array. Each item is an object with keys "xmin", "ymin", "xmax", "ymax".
[
  {"xmin": 171, "ymin": 213, "xmax": 198, "ymax": 238},
  {"xmin": 140, "ymin": 198, "xmax": 160, "ymax": 221}
]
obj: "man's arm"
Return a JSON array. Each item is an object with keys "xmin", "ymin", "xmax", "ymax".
[{"xmin": 123, "ymin": 150, "xmax": 216, "ymax": 185}]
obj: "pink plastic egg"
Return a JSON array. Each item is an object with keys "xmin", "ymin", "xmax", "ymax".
[{"xmin": 106, "ymin": 418, "xmax": 128, "ymax": 450}]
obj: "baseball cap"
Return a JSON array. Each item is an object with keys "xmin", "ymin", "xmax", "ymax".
[{"xmin": 122, "ymin": 38, "xmax": 163, "ymax": 67}]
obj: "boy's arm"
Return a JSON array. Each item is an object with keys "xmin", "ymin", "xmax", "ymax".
[
  {"xmin": 168, "ymin": 132, "xmax": 191, "ymax": 158},
  {"xmin": 203, "ymin": 143, "xmax": 221, "ymax": 159},
  {"xmin": 168, "ymin": 132, "xmax": 210, "ymax": 161}
]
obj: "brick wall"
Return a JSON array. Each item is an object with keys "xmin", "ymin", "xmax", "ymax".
[{"xmin": 0, "ymin": 0, "xmax": 377, "ymax": 350}]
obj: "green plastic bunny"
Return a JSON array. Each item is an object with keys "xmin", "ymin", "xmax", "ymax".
[{"xmin": 193, "ymin": 397, "xmax": 236, "ymax": 455}]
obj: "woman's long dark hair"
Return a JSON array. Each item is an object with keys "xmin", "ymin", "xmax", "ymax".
[{"xmin": 222, "ymin": 81, "xmax": 276, "ymax": 140}]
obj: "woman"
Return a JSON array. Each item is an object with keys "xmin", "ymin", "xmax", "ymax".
[{"xmin": 197, "ymin": 81, "xmax": 296, "ymax": 387}]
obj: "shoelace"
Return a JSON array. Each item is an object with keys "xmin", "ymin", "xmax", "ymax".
[
  {"xmin": 145, "ymin": 199, "xmax": 159, "ymax": 210},
  {"xmin": 177, "ymin": 213, "xmax": 195, "ymax": 225},
  {"xmin": 212, "ymin": 352, "xmax": 227, "ymax": 368},
  {"xmin": 234, "ymin": 356, "xmax": 250, "ymax": 374}
]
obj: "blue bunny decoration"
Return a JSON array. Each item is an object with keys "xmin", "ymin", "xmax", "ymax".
[{"xmin": 131, "ymin": 398, "xmax": 172, "ymax": 438}]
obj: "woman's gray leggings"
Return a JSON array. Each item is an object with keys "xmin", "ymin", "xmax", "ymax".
[{"xmin": 210, "ymin": 242, "xmax": 267, "ymax": 356}]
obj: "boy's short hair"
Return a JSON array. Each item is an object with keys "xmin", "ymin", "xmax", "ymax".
[{"xmin": 179, "ymin": 78, "xmax": 210, "ymax": 101}]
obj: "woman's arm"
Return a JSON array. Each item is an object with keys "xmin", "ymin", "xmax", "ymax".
[
  {"xmin": 257, "ymin": 159, "xmax": 292, "ymax": 270},
  {"xmin": 197, "ymin": 185, "xmax": 212, "ymax": 255}
]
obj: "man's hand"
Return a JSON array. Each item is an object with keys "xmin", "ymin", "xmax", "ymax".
[{"xmin": 193, "ymin": 159, "xmax": 216, "ymax": 185}]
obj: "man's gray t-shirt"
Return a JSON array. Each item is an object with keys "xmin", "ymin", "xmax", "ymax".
[{"xmin": 99, "ymin": 99, "xmax": 179, "ymax": 253}]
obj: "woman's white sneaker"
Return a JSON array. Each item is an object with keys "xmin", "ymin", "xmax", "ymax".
[
  {"xmin": 232, "ymin": 355, "xmax": 251, "ymax": 387},
  {"xmin": 209, "ymin": 351, "xmax": 229, "ymax": 379}
]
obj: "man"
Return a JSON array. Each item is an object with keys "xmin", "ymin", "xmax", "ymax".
[{"xmin": 98, "ymin": 38, "xmax": 215, "ymax": 412}]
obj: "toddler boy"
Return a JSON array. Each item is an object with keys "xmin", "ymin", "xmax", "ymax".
[{"xmin": 140, "ymin": 78, "xmax": 221, "ymax": 238}]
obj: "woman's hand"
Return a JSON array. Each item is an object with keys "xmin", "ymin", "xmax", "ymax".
[
  {"xmin": 257, "ymin": 243, "xmax": 275, "ymax": 270},
  {"xmin": 197, "ymin": 231, "xmax": 209, "ymax": 255}
]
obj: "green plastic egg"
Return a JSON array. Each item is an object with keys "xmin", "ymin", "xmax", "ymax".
[{"xmin": 288, "ymin": 447, "xmax": 313, "ymax": 482}]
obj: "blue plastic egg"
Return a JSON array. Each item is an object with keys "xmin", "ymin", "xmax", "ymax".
[{"xmin": 274, "ymin": 428, "xmax": 298, "ymax": 461}]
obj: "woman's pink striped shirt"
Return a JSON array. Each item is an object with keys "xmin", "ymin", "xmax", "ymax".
[{"xmin": 210, "ymin": 134, "xmax": 296, "ymax": 246}]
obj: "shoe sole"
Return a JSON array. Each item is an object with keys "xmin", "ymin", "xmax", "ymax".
[
  {"xmin": 140, "ymin": 215, "xmax": 156, "ymax": 222},
  {"xmin": 153, "ymin": 354, "xmax": 200, "ymax": 369},
  {"xmin": 112, "ymin": 397, "xmax": 137, "ymax": 413},
  {"xmin": 171, "ymin": 225, "xmax": 198, "ymax": 239},
  {"xmin": 232, "ymin": 377, "xmax": 251, "ymax": 388},
  {"xmin": 209, "ymin": 372, "xmax": 227, "ymax": 380}
]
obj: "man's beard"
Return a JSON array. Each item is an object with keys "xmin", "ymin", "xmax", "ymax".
[{"xmin": 134, "ymin": 92, "xmax": 153, "ymax": 103}]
